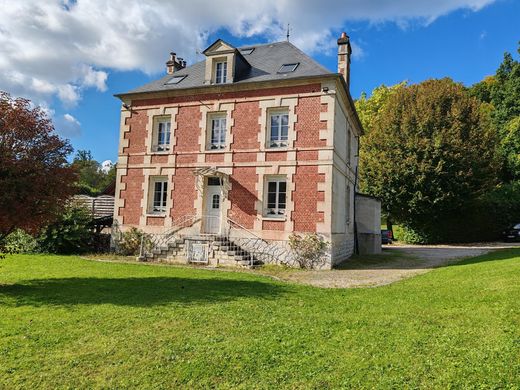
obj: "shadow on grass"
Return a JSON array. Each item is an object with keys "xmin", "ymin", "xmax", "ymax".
[{"xmin": 0, "ymin": 276, "xmax": 287, "ymax": 307}]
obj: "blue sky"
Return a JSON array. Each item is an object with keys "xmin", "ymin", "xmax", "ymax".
[{"xmin": 1, "ymin": 0, "xmax": 519, "ymax": 163}]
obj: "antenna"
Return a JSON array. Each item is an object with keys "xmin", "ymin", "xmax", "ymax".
[{"xmin": 286, "ymin": 23, "xmax": 291, "ymax": 41}]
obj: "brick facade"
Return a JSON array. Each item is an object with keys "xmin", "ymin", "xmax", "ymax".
[{"xmin": 115, "ymin": 79, "xmax": 361, "ymax": 267}]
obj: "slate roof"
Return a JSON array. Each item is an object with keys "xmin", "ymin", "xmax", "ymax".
[{"xmin": 119, "ymin": 41, "xmax": 333, "ymax": 95}]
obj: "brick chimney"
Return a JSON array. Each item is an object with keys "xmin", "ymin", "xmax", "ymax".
[
  {"xmin": 337, "ymin": 32, "xmax": 352, "ymax": 90},
  {"xmin": 166, "ymin": 52, "xmax": 186, "ymax": 74}
]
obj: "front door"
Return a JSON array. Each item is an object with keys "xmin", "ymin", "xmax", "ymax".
[{"xmin": 203, "ymin": 177, "xmax": 221, "ymax": 234}]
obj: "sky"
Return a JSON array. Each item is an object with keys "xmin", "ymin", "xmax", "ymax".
[{"xmin": 0, "ymin": 0, "xmax": 519, "ymax": 164}]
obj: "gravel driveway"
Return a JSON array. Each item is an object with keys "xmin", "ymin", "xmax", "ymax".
[{"xmin": 261, "ymin": 243, "xmax": 520, "ymax": 289}]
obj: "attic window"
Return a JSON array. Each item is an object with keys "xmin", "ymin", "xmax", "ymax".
[
  {"xmin": 278, "ymin": 63, "xmax": 299, "ymax": 73},
  {"xmin": 165, "ymin": 75, "xmax": 186, "ymax": 85},
  {"xmin": 240, "ymin": 47, "xmax": 255, "ymax": 55}
]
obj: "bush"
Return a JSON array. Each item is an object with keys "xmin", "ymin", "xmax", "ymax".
[
  {"xmin": 396, "ymin": 182, "xmax": 520, "ymax": 244},
  {"xmin": 2, "ymin": 229, "xmax": 39, "ymax": 254},
  {"xmin": 288, "ymin": 233, "xmax": 330, "ymax": 269},
  {"xmin": 38, "ymin": 204, "xmax": 93, "ymax": 254},
  {"xmin": 117, "ymin": 227, "xmax": 148, "ymax": 256}
]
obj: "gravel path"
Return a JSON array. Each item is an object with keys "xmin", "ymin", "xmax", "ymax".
[{"xmin": 261, "ymin": 243, "xmax": 520, "ymax": 289}]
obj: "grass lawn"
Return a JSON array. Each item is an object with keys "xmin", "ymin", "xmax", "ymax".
[{"xmin": 1, "ymin": 252, "xmax": 519, "ymax": 389}]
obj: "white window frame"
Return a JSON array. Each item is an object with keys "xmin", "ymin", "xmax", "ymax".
[
  {"xmin": 152, "ymin": 117, "xmax": 171, "ymax": 152},
  {"xmin": 148, "ymin": 177, "xmax": 168, "ymax": 215},
  {"xmin": 264, "ymin": 176, "xmax": 287, "ymax": 218},
  {"xmin": 208, "ymin": 115, "xmax": 227, "ymax": 150},
  {"xmin": 215, "ymin": 61, "xmax": 227, "ymax": 84},
  {"xmin": 268, "ymin": 110, "xmax": 289, "ymax": 148}
]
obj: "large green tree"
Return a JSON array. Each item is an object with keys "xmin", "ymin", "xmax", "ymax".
[
  {"xmin": 471, "ymin": 44, "xmax": 520, "ymax": 180},
  {"xmin": 72, "ymin": 150, "xmax": 115, "ymax": 196},
  {"xmin": 358, "ymin": 78, "xmax": 498, "ymax": 243}
]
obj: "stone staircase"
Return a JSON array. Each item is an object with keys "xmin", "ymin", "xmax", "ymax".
[{"xmin": 142, "ymin": 235, "xmax": 262, "ymax": 268}]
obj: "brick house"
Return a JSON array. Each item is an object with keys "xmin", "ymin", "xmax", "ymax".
[{"xmin": 113, "ymin": 32, "xmax": 364, "ymax": 268}]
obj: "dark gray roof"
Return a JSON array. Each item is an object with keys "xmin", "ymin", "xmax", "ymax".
[{"xmin": 121, "ymin": 41, "xmax": 332, "ymax": 95}]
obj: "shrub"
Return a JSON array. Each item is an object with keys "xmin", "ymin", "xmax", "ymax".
[
  {"xmin": 288, "ymin": 233, "xmax": 330, "ymax": 269},
  {"xmin": 38, "ymin": 204, "xmax": 93, "ymax": 254},
  {"xmin": 2, "ymin": 229, "xmax": 39, "ymax": 254},
  {"xmin": 117, "ymin": 227, "xmax": 148, "ymax": 256}
]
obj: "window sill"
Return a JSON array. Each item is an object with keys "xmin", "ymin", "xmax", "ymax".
[
  {"xmin": 261, "ymin": 216, "xmax": 287, "ymax": 222},
  {"xmin": 204, "ymin": 149, "xmax": 227, "ymax": 153},
  {"xmin": 150, "ymin": 150, "xmax": 170, "ymax": 155},
  {"xmin": 265, "ymin": 146, "xmax": 289, "ymax": 151},
  {"xmin": 146, "ymin": 213, "xmax": 166, "ymax": 218}
]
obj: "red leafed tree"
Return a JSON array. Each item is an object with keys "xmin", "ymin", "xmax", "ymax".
[{"xmin": 0, "ymin": 91, "xmax": 76, "ymax": 240}]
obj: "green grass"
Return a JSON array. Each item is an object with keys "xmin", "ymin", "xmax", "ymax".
[{"xmin": 1, "ymin": 252, "xmax": 519, "ymax": 389}]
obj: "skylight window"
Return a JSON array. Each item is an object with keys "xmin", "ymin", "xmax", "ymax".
[
  {"xmin": 240, "ymin": 47, "xmax": 255, "ymax": 55},
  {"xmin": 165, "ymin": 75, "xmax": 186, "ymax": 85},
  {"xmin": 278, "ymin": 63, "xmax": 299, "ymax": 73}
]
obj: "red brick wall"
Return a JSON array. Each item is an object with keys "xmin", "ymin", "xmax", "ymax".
[
  {"xmin": 262, "ymin": 220, "xmax": 284, "ymax": 231},
  {"xmin": 295, "ymin": 96, "xmax": 327, "ymax": 148},
  {"xmin": 174, "ymin": 106, "xmax": 200, "ymax": 152},
  {"xmin": 205, "ymin": 153, "xmax": 225, "ymax": 163},
  {"xmin": 119, "ymin": 169, "xmax": 144, "ymax": 225},
  {"xmin": 171, "ymin": 168, "xmax": 196, "ymax": 221},
  {"xmin": 119, "ymin": 83, "xmax": 329, "ymax": 232},
  {"xmin": 291, "ymin": 165, "xmax": 325, "ymax": 232},
  {"xmin": 265, "ymin": 151, "xmax": 287, "ymax": 161},
  {"xmin": 146, "ymin": 216, "xmax": 165, "ymax": 226},
  {"xmin": 228, "ymin": 167, "xmax": 258, "ymax": 229},
  {"xmin": 132, "ymin": 84, "xmax": 321, "ymax": 108},
  {"xmin": 231, "ymin": 101, "xmax": 261, "ymax": 150},
  {"xmin": 124, "ymin": 111, "xmax": 148, "ymax": 154}
]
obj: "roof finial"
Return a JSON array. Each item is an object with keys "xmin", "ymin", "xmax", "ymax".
[{"xmin": 286, "ymin": 23, "xmax": 290, "ymax": 41}]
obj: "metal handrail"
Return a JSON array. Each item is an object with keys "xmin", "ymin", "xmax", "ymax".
[{"xmin": 137, "ymin": 213, "xmax": 295, "ymax": 267}]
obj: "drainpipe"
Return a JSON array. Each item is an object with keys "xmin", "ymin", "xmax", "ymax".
[{"xmin": 353, "ymin": 135, "xmax": 360, "ymax": 255}]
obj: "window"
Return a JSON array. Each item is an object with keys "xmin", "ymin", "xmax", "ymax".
[
  {"xmin": 215, "ymin": 61, "xmax": 227, "ymax": 84},
  {"xmin": 149, "ymin": 178, "xmax": 168, "ymax": 214},
  {"xmin": 165, "ymin": 75, "xmax": 186, "ymax": 85},
  {"xmin": 268, "ymin": 111, "xmax": 289, "ymax": 148},
  {"xmin": 265, "ymin": 177, "xmax": 287, "ymax": 217},
  {"xmin": 240, "ymin": 47, "xmax": 255, "ymax": 55},
  {"xmin": 212, "ymin": 194, "xmax": 220, "ymax": 209},
  {"xmin": 278, "ymin": 63, "xmax": 299, "ymax": 73},
  {"xmin": 153, "ymin": 118, "xmax": 171, "ymax": 152},
  {"xmin": 207, "ymin": 177, "xmax": 222, "ymax": 186},
  {"xmin": 209, "ymin": 116, "xmax": 226, "ymax": 149}
]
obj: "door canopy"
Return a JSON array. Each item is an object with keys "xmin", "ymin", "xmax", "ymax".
[{"xmin": 192, "ymin": 167, "xmax": 231, "ymax": 194}]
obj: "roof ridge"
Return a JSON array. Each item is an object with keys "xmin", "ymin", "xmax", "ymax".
[{"xmin": 238, "ymin": 41, "xmax": 287, "ymax": 49}]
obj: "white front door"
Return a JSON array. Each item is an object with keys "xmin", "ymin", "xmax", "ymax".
[{"xmin": 204, "ymin": 180, "xmax": 221, "ymax": 234}]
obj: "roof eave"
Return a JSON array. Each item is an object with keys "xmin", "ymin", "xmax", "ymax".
[{"xmin": 114, "ymin": 73, "xmax": 335, "ymax": 100}]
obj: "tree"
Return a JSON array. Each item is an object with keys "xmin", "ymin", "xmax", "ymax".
[
  {"xmin": 0, "ymin": 92, "xmax": 76, "ymax": 241},
  {"xmin": 72, "ymin": 149, "xmax": 115, "ymax": 196},
  {"xmin": 471, "ymin": 43, "xmax": 520, "ymax": 180},
  {"xmin": 358, "ymin": 79, "xmax": 498, "ymax": 243}
]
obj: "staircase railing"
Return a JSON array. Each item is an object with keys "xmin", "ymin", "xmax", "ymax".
[{"xmin": 138, "ymin": 214, "xmax": 296, "ymax": 267}]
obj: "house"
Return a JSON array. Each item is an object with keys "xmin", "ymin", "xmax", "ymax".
[{"xmin": 113, "ymin": 32, "xmax": 364, "ymax": 268}]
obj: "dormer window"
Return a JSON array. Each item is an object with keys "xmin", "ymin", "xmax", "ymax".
[
  {"xmin": 215, "ymin": 61, "xmax": 227, "ymax": 84},
  {"xmin": 278, "ymin": 63, "xmax": 299, "ymax": 73}
]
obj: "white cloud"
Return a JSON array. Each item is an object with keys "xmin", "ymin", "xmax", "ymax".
[
  {"xmin": 55, "ymin": 113, "xmax": 82, "ymax": 137},
  {"xmin": 0, "ymin": 0, "xmax": 496, "ymax": 109}
]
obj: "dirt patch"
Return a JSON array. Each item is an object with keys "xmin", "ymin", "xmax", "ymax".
[{"xmin": 257, "ymin": 244, "xmax": 520, "ymax": 288}]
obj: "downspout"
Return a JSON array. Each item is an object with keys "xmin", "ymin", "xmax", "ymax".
[{"xmin": 353, "ymin": 135, "xmax": 360, "ymax": 255}]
